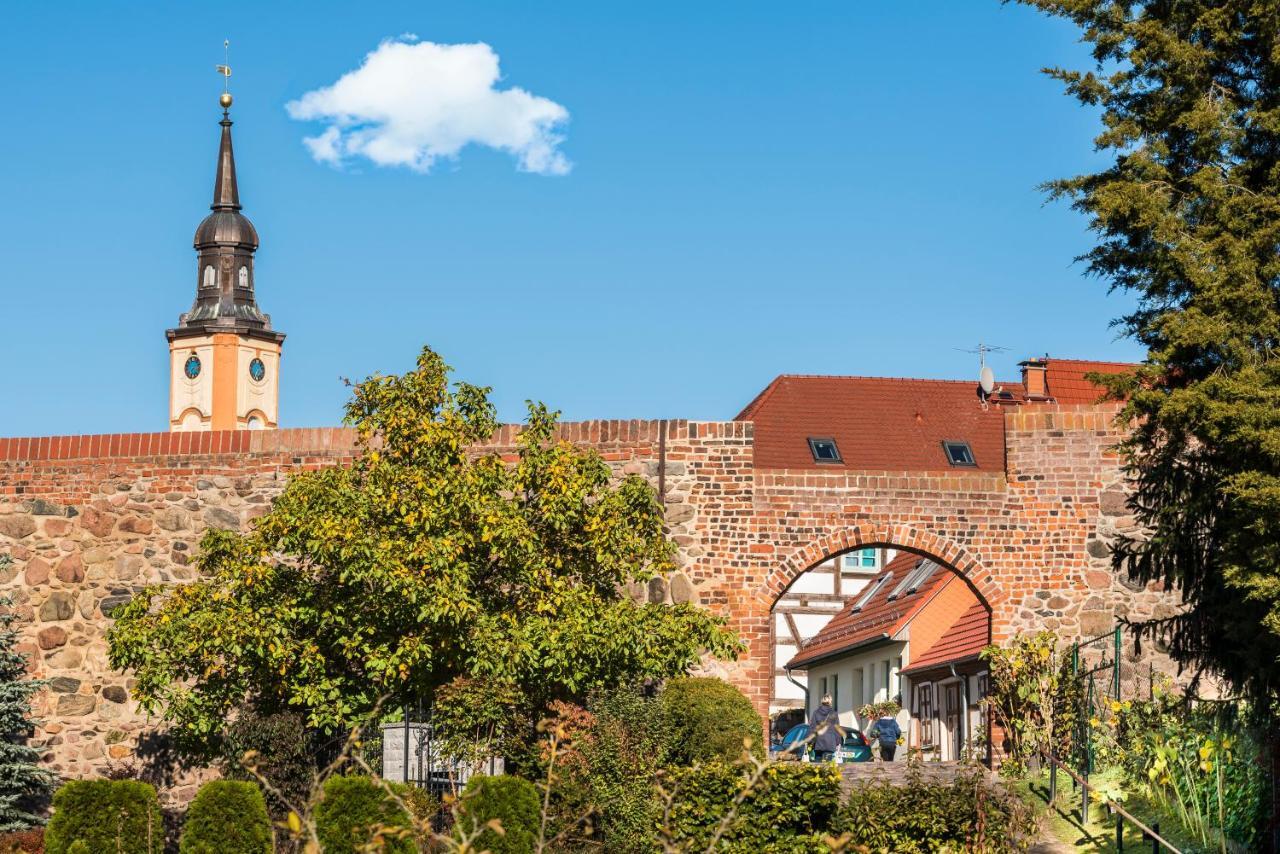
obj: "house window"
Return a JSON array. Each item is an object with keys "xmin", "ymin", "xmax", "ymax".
[
  {"xmin": 807, "ymin": 437, "xmax": 841, "ymax": 463},
  {"xmin": 942, "ymin": 440, "xmax": 976, "ymax": 467},
  {"xmin": 202, "ymin": 265, "xmax": 215, "ymax": 289},
  {"xmin": 819, "ymin": 677, "xmax": 828, "ymax": 702},
  {"xmin": 916, "ymin": 683, "xmax": 934, "ymax": 746},
  {"xmin": 849, "ymin": 571, "xmax": 893, "ymax": 614},
  {"xmin": 832, "ymin": 674, "xmax": 839, "ymax": 711},
  {"xmin": 842, "ymin": 548, "xmax": 880, "ymax": 571}
]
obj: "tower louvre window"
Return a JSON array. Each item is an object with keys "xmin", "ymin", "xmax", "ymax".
[
  {"xmin": 807, "ymin": 437, "xmax": 841, "ymax": 463},
  {"xmin": 942, "ymin": 440, "xmax": 976, "ymax": 467}
]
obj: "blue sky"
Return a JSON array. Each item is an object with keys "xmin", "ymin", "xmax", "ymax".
[{"xmin": 0, "ymin": 1, "xmax": 1141, "ymax": 436}]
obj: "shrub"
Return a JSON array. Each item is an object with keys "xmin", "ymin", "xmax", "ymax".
[
  {"xmin": 43, "ymin": 779, "xmax": 163, "ymax": 854},
  {"xmin": 834, "ymin": 763, "xmax": 1036, "ymax": 853},
  {"xmin": 178, "ymin": 780, "xmax": 271, "ymax": 854},
  {"xmin": 659, "ymin": 677, "xmax": 763, "ymax": 766},
  {"xmin": 533, "ymin": 690, "xmax": 670, "ymax": 852},
  {"xmin": 0, "ymin": 586, "xmax": 57, "ymax": 831},
  {"xmin": 454, "ymin": 775, "xmax": 540, "ymax": 854},
  {"xmin": 314, "ymin": 775, "xmax": 414, "ymax": 854},
  {"xmin": 434, "ymin": 676, "xmax": 529, "ymax": 775},
  {"xmin": 579, "ymin": 690, "xmax": 668, "ymax": 852},
  {"xmin": 662, "ymin": 760, "xmax": 841, "ymax": 853},
  {"xmin": 0, "ymin": 828, "xmax": 43, "ymax": 852},
  {"xmin": 221, "ymin": 709, "xmax": 315, "ymax": 819}
]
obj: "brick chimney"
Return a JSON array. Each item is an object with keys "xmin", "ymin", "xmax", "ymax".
[{"xmin": 1020, "ymin": 358, "xmax": 1049, "ymax": 399}]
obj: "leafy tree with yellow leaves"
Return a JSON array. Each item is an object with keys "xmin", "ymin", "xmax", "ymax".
[{"xmin": 107, "ymin": 347, "xmax": 739, "ymax": 750}]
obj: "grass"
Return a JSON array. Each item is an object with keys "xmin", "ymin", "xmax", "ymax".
[{"xmin": 1014, "ymin": 767, "xmax": 1205, "ymax": 853}]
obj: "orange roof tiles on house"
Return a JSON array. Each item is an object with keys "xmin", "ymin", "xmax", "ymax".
[
  {"xmin": 902, "ymin": 601, "xmax": 990, "ymax": 676},
  {"xmin": 786, "ymin": 552, "xmax": 954, "ymax": 669},
  {"xmin": 734, "ymin": 356, "xmax": 1139, "ymax": 472},
  {"xmin": 1043, "ymin": 358, "xmax": 1135, "ymax": 405},
  {"xmin": 735, "ymin": 375, "xmax": 1020, "ymax": 472}
]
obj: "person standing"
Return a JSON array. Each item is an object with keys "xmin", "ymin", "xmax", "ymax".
[
  {"xmin": 870, "ymin": 710, "xmax": 902, "ymax": 762},
  {"xmin": 809, "ymin": 694, "xmax": 842, "ymax": 762}
]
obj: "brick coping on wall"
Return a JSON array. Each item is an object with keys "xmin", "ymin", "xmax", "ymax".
[
  {"xmin": 0, "ymin": 403, "xmax": 1117, "ymax": 465},
  {"xmin": 0, "ymin": 419, "xmax": 765, "ymax": 463}
]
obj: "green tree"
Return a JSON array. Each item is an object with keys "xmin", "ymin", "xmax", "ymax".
[
  {"xmin": 106, "ymin": 347, "xmax": 739, "ymax": 748},
  {"xmin": 1013, "ymin": 1, "xmax": 1280, "ymax": 701},
  {"xmin": 1016, "ymin": 2, "xmax": 1280, "ymax": 840},
  {"xmin": 0, "ymin": 562, "xmax": 55, "ymax": 831}
]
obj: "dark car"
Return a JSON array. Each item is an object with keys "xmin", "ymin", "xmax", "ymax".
[{"xmin": 769, "ymin": 723, "xmax": 872, "ymax": 763}]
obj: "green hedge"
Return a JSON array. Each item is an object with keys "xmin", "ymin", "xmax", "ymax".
[
  {"xmin": 662, "ymin": 761, "xmax": 842, "ymax": 853},
  {"xmin": 660, "ymin": 677, "xmax": 763, "ymax": 766},
  {"xmin": 179, "ymin": 780, "xmax": 272, "ymax": 853},
  {"xmin": 44, "ymin": 779, "xmax": 164, "ymax": 854},
  {"xmin": 314, "ymin": 775, "xmax": 415, "ymax": 854},
  {"xmin": 455, "ymin": 775, "xmax": 540, "ymax": 854},
  {"xmin": 835, "ymin": 766, "xmax": 1036, "ymax": 853}
]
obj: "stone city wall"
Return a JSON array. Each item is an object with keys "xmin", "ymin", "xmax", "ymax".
[{"xmin": 0, "ymin": 407, "xmax": 1181, "ymax": 789}]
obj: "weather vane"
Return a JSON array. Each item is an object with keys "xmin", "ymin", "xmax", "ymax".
[{"xmin": 216, "ymin": 39, "xmax": 233, "ymax": 110}]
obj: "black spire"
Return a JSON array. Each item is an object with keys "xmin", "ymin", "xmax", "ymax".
[
  {"xmin": 212, "ymin": 111, "xmax": 241, "ymax": 211},
  {"xmin": 167, "ymin": 99, "xmax": 283, "ymax": 345}
]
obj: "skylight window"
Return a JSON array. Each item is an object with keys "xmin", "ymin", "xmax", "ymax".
[
  {"xmin": 886, "ymin": 559, "xmax": 943, "ymax": 601},
  {"xmin": 808, "ymin": 437, "xmax": 842, "ymax": 463},
  {"xmin": 849, "ymin": 571, "xmax": 892, "ymax": 614},
  {"xmin": 942, "ymin": 440, "xmax": 976, "ymax": 467}
]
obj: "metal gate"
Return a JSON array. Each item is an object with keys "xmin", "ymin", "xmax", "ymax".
[
  {"xmin": 379, "ymin": 702, "xmax": 503, "ymax": 796},
  {"xmin": 1071, "ymin": 625, "xmax": 1122, "ymax": 779}
]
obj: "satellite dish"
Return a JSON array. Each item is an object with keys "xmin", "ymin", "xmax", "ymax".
[{"xmin": 979, "ymin": 365, "xmax": 995, "ymax": 395}]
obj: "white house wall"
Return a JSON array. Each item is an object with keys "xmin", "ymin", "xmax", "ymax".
[{"xmin": 770, "ymin": 548, "xmax": 895, "ymax": 714}]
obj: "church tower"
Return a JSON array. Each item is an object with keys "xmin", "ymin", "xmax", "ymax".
[{"xmin": 167, "ymin": 88, "xmax": 285, "ymax": 432}]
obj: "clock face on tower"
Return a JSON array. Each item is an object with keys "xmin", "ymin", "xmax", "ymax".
[
  {"xmin": 184, "ymin": 355, "xmax": 202, "ymax": 380},
  {"xmin": 249, "ymin": 358, "xmax": 266, "ymax": 382}
]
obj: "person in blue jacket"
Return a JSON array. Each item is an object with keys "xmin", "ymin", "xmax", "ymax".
[
  {"xmin": 808, "ymin": 694, "xmax": 843, "ymax": 762},
  {"xmin": 870, "ymin": 709, "xmax": 903, "ymax": 762}
]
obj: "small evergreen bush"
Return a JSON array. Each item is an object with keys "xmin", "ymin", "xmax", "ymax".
[
  {"xmin": 662, "ymin": 760, "xmax": 841, "ymax": 853},
  {"xmin": 659, "ymin": 677, "xmax": 763, "ymax": 766},
  {"xmin": 314, "ymin": 775, "xmax": 414, "ymax": 854},
  {"xmin": 454, "ymin": 775, "xmax": 540, "ymax": 854},
  {"xmin": 43, "ymin": 779, "xmax": 163, "ymax": 854},
  {"xmin": 178, "ymin": 780, "xmax": 272, "ymax": 854},
  {"xmin": 0, "ymin": 584, "xmax": 56, "ymax": 831}
]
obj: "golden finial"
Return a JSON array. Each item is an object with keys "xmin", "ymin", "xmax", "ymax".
[{"xmin": 216, "ymin": 39, "xmax": 233, "ymax": 110}]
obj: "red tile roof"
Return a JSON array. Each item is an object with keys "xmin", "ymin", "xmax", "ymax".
[
  {"xmin": 735, "ymin": 375, "xmax": 1018, "ymax": 472},
  {"xmin": 1043, "ymin": 358, "xmax": 1135, "ymax": 405},
  {"xmin": 902, "ymin": 602, "xmax": 990, "ymax": 675},
  {"xmin": 786, "ymin": 552, "xmax": 954, "ymax": 669}
]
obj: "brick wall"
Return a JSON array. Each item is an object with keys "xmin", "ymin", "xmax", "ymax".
[{"xmin": 0, "ymin": 406, "xmax": 1179, "ymax": 789}]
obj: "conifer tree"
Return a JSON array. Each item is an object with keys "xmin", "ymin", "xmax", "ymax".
[
  {"xmin": 0, "ymin": 555, "xmax": 56, "ymax": 830},
  {"xmin": 1015, "ymin": 0, "xmax": 1280, "ymax": 700}
]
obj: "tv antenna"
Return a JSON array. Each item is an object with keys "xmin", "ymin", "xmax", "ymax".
[{"xmin": 956, "ymin": 344, "xmax": 1010, "ymax": 408}]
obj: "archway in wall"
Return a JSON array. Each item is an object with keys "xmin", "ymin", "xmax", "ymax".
[{"xmin": 768, "ymin": 542, "xmax": 994, "ymax": 763}]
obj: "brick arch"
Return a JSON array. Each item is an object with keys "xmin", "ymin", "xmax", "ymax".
[{"xmin": 756, "ymin": 523, "xmax": 1003, "ymax": 611}]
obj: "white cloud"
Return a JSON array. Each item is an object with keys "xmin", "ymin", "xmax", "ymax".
[{"xmin": 286, "ymin": 37, "xmax": 571, "ymax": 176}]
